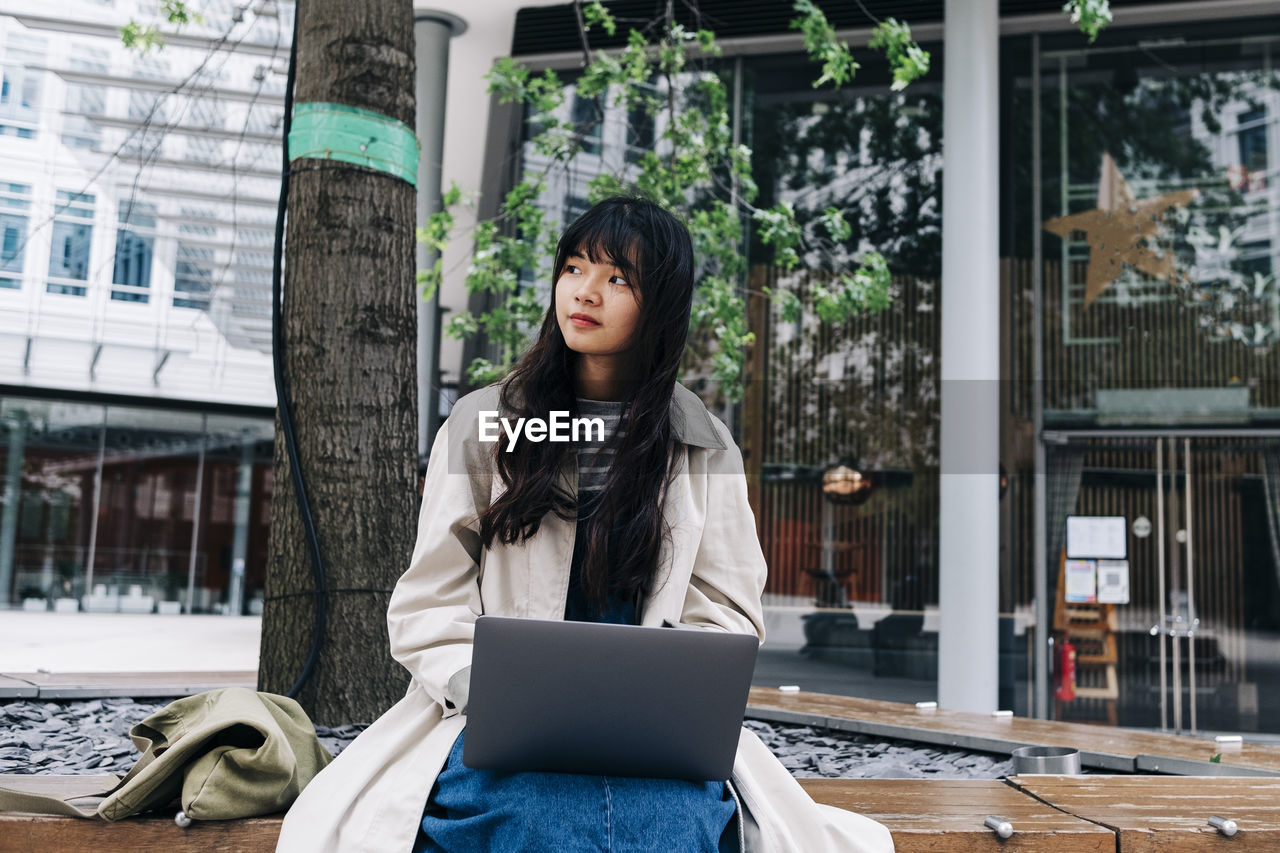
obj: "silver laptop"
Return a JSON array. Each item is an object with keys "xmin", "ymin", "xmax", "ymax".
[{"xmin": 462, "ymin": 616, "xmax": 759, "ymax": 781}]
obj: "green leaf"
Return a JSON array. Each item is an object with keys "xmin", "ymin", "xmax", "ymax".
[
  {"xmin": 417, "ymin": 259, "xmax": 444, "ymax": 302},
  {"xmin": 819, "ymin": 207, "xmax": 853, "ymax": 243},
  {"xmin": 696, "ymin": 29, "xmax": 722, "ymax": 57},
  {"xmin": 582, "ymin": 1, "xmax": 618, "ymax": 37},
  {"xmin": 486, "ymin": 57, "xmax": 530, "ymax": 104},
  {"xmin": 161, "ymin": 0, "xmax": 204, "ymax": 27},
  {"xmin": 119, "ymin": 22, "xmax": 162, "ymax": 53},
  {"xmin": 1210, "ymin": 753, "xmax": 1222, "ymax": 763},
  {"xmin": 753, "ymin": 203, "xmax": 803, "ymax": 272},
  {"xmin": 765, "ymin": 287, "xmax": 803, "ymax": 324},
  {"xmin": 441, "ymin": 182, "xmax": 463, "ymax": 207},
  {"xmin": 466, "ymin": 358, "xmax": 506, "ymax": 386},
  {"xmin": 869, "ymin": 19, "xmax": 930, "ymax": 91},
  {"xmin": 121, "ymin": 0, "xmax": 203, "ymax": 52},
  {"xmin": 1062, "ymin": 0, "xmax": 1112, "ymax": 43},
  {"xmin": 790, "ymin": 0, "xmax": 859, "ymax": 89},
  {"xmin": 446, "ymin": 312, "xmax": 479, "ymax": 340}
]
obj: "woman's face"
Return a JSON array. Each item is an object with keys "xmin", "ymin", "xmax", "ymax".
[{"xmin": 554, "ymin": 249, "xmax": 642, "ymax": 358}]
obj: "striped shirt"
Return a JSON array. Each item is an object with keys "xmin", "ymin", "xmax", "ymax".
[{"xmin": 573, "ymin": 397, "xmax": 626, "ymax": 499}]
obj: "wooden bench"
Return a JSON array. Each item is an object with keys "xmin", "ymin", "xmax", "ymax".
[
  {"xmin": 3, "ymin": 775, "xmax": 1112, "ymax": 852},
  {"xmin": 7, "ymin": 770, "xmax": 1280, "ymax": 851},
  {"xmin": 1009, "ymin": 775, "xmax": 1280, "ymax": 851},
  {"xmin": 800, "ymin": 778, "xmax": 1113, "ymax": 851},
  {"xmin": 0, "ymin": 775, "xmax": 282, "ymax": 853}
]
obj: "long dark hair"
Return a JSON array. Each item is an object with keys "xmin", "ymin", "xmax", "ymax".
[{"xmin": 477, "ymin": 196, "xmax": 696, "ymax": 610}]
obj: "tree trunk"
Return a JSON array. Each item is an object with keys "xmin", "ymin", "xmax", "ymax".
[{"xmin": 259, "ymin": 0, "xmax": 418, "ymax": 725}]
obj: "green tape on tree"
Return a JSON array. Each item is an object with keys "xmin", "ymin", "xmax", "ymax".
[{"xmin": 288, "ymin": 102, "xmax": 420, "ymax": 187}]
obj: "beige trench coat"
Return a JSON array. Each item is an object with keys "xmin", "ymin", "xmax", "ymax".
[{"xmin": 276, "ymin": 383, "xmax": 893, "ymax": 853}]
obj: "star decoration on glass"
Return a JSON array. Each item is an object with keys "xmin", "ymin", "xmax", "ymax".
[{"xmin": 1044, "ymin": 153, "xmax": 1199, "ymax": 308}]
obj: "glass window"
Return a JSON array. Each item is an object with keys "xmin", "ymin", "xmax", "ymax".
[
  {"xmin": 244, "ymin": 104, "xmax": 282, "ymax": 136},
  {"xmin": 92, "ymin": 407, "xmax": 207, "ymax": 611},
  {"xmin": 48, "ymin": 222, "xmax": 91, "ymax": 287},
  {"xmin": 61, "ymin": 86, "xmax": 103, "ymax": 153},
  {"xmin": 571, "ymin": 90, "xmax": 602, "ymax": 155},
  {"xmin": 1, "ymin": 215, "xmax": 26, "ymax": 279},
  {"xmin": 185, "ymin": 135, "xmax": 222, "ymax": 164},
  {"xmin": 0, "ymin": 182, "xmax": 32, "ymax": 288},
  {"xmin": 1036, "ymin": 36, "xmax": 1280, "ymax": 422},
  {"xmin": 67, "ymin": 45, "xmax": 110, "ymax": 75},
  {"xmin": 0, "ymin": 399, "xmax": 103, "ymax": 606},
  {"xmin": 204, "ymin": 414, "xmax": 274, "ymax": 615},
  {"xmin": 1020, "ymin": 31, "xmax": 1280, "ymax": 732},
  {"xmin": 0, "ymin": 34, "xmax": 45, "ymax": 138},
  {"xmin": 60, "ymin": 115, "xmax": 102, "ymax": 150},
  {"xmin": 174, "ymin": 242, "xmax": 214, "ymax": 309},
  {"xmin": 625, "ymin": 89, "xmax": 656, "ymax": 164},
  {"xmin": 129, "ymin": 89, "xmax": 167, "ymax": 124},
  {"xmin": 65, "ymin": 83, "xmax": 106, "ymax": 116},
  {"xmin": 47, "ymin": 191, "xmax": 95, "ymax": 294},
  {"xmin": 112, "ymin": 200, "xmax": 157, "ymax": 302},
  {"xmin": 1236, "ymin": 107, "xmax": 1268, "ymax": 183}
]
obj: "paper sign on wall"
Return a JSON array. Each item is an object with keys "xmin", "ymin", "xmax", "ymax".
[
  {"xmin": 1065, "ymin": 559, "xmax": 1097, "ymax": 603},
  {"xmin": 1096, "ymin": 559, "xmax": 1130, "ymax": 604},
  {"xmin": 1066, "ymin": 516, "xmax": 1127, "ymax": 559}
]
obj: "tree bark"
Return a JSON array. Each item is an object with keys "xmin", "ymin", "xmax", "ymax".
[{"xmin": 259, "ymin": 0, "xmax": 418, "ymax": 725}]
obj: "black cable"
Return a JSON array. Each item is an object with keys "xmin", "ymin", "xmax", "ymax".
[{"xmin": 272, "ymin": 7, "xmax": 328, "ymax": 700}]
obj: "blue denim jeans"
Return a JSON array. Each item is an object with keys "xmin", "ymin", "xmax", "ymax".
[{"xmin": 413, "ymin": 729, "xmax": 738, "ymax": 852}]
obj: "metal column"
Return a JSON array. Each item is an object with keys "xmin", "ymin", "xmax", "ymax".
[
  {"xmin": 184, "ymin": 417, "xmax": 206, "ymax": 614},
  {"xmin": 227, "ymin": 433, "xmax": 255, "ymax": 616},
  {"xmin": 0, "ymin": 411, "xmax": 26, "ymax": 606},
  {"xmin": 414, "ymin": 10, "xmax": 468, "ymax": 460},
  {"xmin": 1030, "ymin": 32, "xmax": 1049, "ymax": 718},
  {"xmin": 937, "ymin": 0, "xmax": 1002, "ymax": 713}
]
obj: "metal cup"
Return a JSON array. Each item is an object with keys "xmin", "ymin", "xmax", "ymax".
[{"xmin": 1011, "ymin": 746, "xmax": 1081, "ymax": 775}]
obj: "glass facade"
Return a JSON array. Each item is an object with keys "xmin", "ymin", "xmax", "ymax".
[
  {"xmin": 742, "ymin": 51, "xmax": 950, "ymax": 707},
  {"xmin": 500, "ymin": 14, "xmax": 1280, "ymax": 731},
  {"xmin": 0, "ymin": 396, "xmax": 273, "ymax": 615},
  {"xmin": 1009, "ymin": 26, "xmax": 1280, "ymax": 730}
]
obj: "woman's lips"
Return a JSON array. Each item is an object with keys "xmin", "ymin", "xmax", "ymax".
[{"xmin": 570, "ymin": 314, "xmax": 600, "ymax": 327}]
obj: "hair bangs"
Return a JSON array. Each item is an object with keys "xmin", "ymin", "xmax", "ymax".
[{"xmin": 556, "ymin": 204, "xmax": 646, "ymax": 288}]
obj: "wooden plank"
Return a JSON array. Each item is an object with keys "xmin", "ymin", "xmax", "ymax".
[
  {"xmin": 1009, "ymin": 775, "xmax": 1280, "ymax": 852},
  {"xmin": 0, "ymin": 813, "xmax": 282, "ymax": 853},
  {"xmin": 0, "ymin": 773, "xmax": 118, "ymax": 796},
  {"xmin": 0, "ymin": 774, "xmax": 281, "ymax": 852},
  {"xmin": 800, "ymin": 778, "xmax": 1115, "ymax": 852},
  {"xmin": 0, "ymin": 675, "xmax": 38, "ymax": 698},
  {"xmin": 3, "ymin": 671, "xmax": 257, "ymax": 699},
  {"xmin": 749, "ymin": 687, "xmax": 1280, "ymax": 774}
]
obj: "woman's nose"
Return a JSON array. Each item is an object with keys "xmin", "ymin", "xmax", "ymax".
[{"xmin": 573, "ymin": 276, "xmax": 602, "ymax": 303}]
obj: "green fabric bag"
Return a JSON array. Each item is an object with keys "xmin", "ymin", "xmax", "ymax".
[{"xmin": 0, "ymin": 688, "xmax": 333, "ymax": 822}]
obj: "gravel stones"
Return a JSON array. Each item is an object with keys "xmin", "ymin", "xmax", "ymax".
[
  {"xmin": 0, "ymin": 698, "xmax": 372, "ymax": 776},
  {"xmin": 743, "ymin": 719, "xmax": 1016, "ymax": 779},
  {"xmin": 0, "ymin": 698, "xmax": 162, "ymax": 776},
  {"xmin": 1, "ymin": 698, "xmax": 1011, "ymax": 780}
]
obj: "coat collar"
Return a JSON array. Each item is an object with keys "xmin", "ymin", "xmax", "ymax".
[{"xmin": 668, "ymin": 382, "xmax": 727, "ymax": 450}]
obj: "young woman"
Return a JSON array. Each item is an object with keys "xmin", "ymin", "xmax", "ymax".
[{"xmin": 276, "ymin": 197, "xmax": 893, "ymax": 853}]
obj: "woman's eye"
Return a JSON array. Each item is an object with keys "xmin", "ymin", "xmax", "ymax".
[
  {"xmin": 610, "ymin": 276, "xmax": 629, "ymax": 286},
  {"xmin": 566, "ymin": 264, "xmax": 581, "ymax": 274}
]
